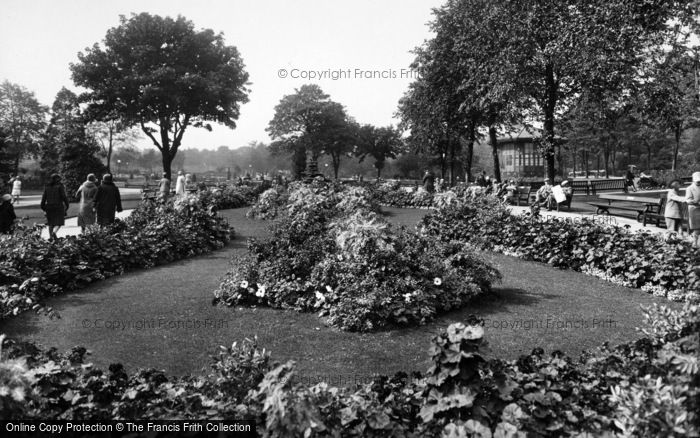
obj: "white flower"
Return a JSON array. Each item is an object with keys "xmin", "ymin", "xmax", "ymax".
[
  {"xmin": 25, "ymin": 298, "xmax": 32, "ymax": 304},
  {"xmin": 325, "ymin": 285, "xmax": 333, "ymax": 293},
  {"xmin": 12, "ymin": 308, "xmax": 18, "ymax": 315},
  {"xmin": 240, "ymin": 280, "xmax": 249, "ymax": 289},
  {"xmin": 403, "ymin": 293, "xmax": 412, "ymax": 303},
  {"xmin": 337, "ymin": 254, "xmax": 343, "ymax": 261},
  {"xmin": 11, "ymin": 386, "xmax": 25, "ymax": 402},
  {"xmin": 315, "ymin": 291, "xmax": 326, "ymax": 302},
  {"xmin": 255, "ymin": 287, "xmax": 265, "ymax": 298},
  {"xmin": 433, "ymin": 277, "xmax": 442, "ymax": 286},
  {"xmin": 31, "ymin": 277, "xmax": 40, "ymax": 283}
]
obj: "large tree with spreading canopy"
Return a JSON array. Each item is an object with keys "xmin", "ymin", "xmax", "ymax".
[{"xmin": 71, "ymin": 13, "xmax": 250, "ymax": 179}]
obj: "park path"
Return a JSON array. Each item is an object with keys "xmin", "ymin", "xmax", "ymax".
[{"xmin": 0, "ymin": 207, "xmax": 680, "ymax": 383}]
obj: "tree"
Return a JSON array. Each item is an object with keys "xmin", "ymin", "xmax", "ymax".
[
  {"xmin": 268, "ymin": 84, "xmax": 353, "ymax": 179},
  {"xmin": 71, "ymin": 13, "xmax": 250, "ymax": 179},
  {"xmin": 86, "ymin": 118, "xmax": 141, "ymax": 173},
  {"xmin": 0, "ymin": 80, "xmax": 48, "ymax": 174},
  {"xmin": 42, "ymin": 88, "xmax": 106, "ymax": 197},
  {"xmin": 639, "ymin": 47, "xmax": 700, "ymax": 171},
  {"xmin": 356, "ymin": 125, "xmax": 405, "ymax": 179},
  {"xmin": 421, "ymin": 0, "xmax": 695, "ymax": 181}
]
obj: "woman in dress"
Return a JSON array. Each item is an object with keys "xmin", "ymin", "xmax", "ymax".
[
  {"xmin": 175, "ymin": 171, "xmax": 186, "ymax": 197},
  {"xmin": 40, "ymin": 174, "xmax": 70, "ymax": 240},
  {"xmin": 75, "ymin": 174, "xmax": 99, "ymax": 232},
  {"xmin": 685, "ymin": 171, "xmax": 700, "ymax": 247},
  {"xmin": 10, "ymin": 175, "xmax": 21, "ymax": 204}
]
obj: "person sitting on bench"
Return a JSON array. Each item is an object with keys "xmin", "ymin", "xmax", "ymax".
[{"xmin": 534, "ymin": 178, "xmax": 554, "ymax": 210}]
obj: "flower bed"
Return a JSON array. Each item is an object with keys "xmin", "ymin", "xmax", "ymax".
[
  {"xmin": 420, "ymin": 195, "xmax": 700, "ymax": 302},
  {"xmin": 3, "ymin": 295, "xmax": 697, "ymax": 436},
  {"xmin": 215, "ymin": 180, "xmax": 500, "ymax": 331},
  {"xmin": 0, "ymin": 192, "xmax": 234, "ymax": 320}
]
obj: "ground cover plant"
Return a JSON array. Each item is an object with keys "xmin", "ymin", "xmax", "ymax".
[
  {"xmin": 215, "ymin": 180, "xmax": 500, "ymax": 331},
  {"xmin": 2, "ymin": 290, "xmax": 697, "ymax": 436},
  {"xmin": 420, "ymin": 194, "xmax": 700, "ymax": 302},
  {"xmin": 0, "ymin": 191, "xmax": 234, "ymax": 320}
]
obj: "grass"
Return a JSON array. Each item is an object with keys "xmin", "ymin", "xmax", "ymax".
[{"xmin": 0, "ymin": 207, "xmax": 681, "ymax": 386}]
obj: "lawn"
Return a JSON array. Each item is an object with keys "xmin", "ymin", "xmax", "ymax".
[{"xmin": 0, "ymin": 207, "xmax": 680, "ymax": 386}]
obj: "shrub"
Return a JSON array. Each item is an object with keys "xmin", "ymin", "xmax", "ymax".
[
  {"xmin": 215, "ymin": 181, "xmax": 500, "ymax": 331},
  {"xmin": 2, "ymin": 297, "xmax": 697, "ymax": 435},
  {"xmin": 0, "ymin": 192, "xmax": 234, "ymax": 320},
  {"xmin": 420, "ymin": 195, "xmax": 700, "ymax": 301}
]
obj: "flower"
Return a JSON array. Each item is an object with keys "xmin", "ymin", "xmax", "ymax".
[
  {"xmin": 315, "ymin": 291, "xmax": 326, "ymax": 302},
  {"xmin": 11, "ymin": 386, "xmax": 25, "ymax": 402},
  {"xmin": 325, "ymin": 285, "xmax": 333, "ymax": 293},
  {"xmin": 240, "ymin": 280, "xmax": 249, "ymax": 289},
  {"xmin": 433, "ymin": 277, "xmax": 442, "ymax": 286},
  {"xmin": 403, "ymin": 293, "xmax": 412, "ymax": 303},
  {"xmin": 255, "ymin": 285, "xmax": 266, "ymax": 298}
]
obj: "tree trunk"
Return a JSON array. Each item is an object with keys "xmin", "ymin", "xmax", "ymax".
[
  {"xmin": 161, "ymin": 152, "xmax": 172, "ymax": 181},
  {"xmin": 488, "ymin": 126, "xmax": 501, "ymax": 182},
  {"xmin": 542, "ymin": 64, "xmax": 558, "ymax": 182},
  {"xmin": 464, "ymin": 128, "xmax": 475, "ymax": 183},
  {"xmin": 292, "ymin": 146, "xmax": 306, "ymax": 180},
  {"xmin": 449, "ymin": 140, "xmax": 456, "ymax": 186},
  {"xmin": 572, "ymin": 144, "xmax": 577, "ymax": 177},
  {"xmin": 333, "ymin": 156, "xmax": 340, "ymax": 179},
  {"xmin": 13, "ymin": 154, "xmax": 20, "ymax": 175},
  {"xmin": 672, "ymin": 126, "xmax": 681, "ymax": 171},
  {"xmin": 584, "ymin": 149, "xmax": 589, "ymax": 178},
  {"xmin": 376, "ymin": 162, "xmax": 382, "ymax": 179},
  {"xmin": 106, "ymin": 126, "xmax": 114, "ymax": 173}
]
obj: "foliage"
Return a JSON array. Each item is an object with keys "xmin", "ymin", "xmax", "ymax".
[
  {"xmin": 0, "ymin": 80, "xmax": 48, "ymax": 175},
  {"xmin": 0, "ymin": 192, "xmax": 233, "ymax": 320},
  {"xmin": 42, "ymin": 88, "xmax": 107, "ymax": 197},
  {"xmin": 4, "ymin": 299, "xmax": 697, "ymax": 436},
  {"xmin": 356, "ymin": 125, "xmax": 405, "ymax": 179},
  {"xmin": 420, "ymin": 196, "xmax": 700, "ymax": 301},
  {"xmin": 71, "ymin": 12, "xmax": 250, "ymax": 179},
  {"xmin": 215, "ymin": 180, "xmax": 499, "ymax": 331},
  {"xmin": 267, "ymin": 85, "xmax": 357, "ymax": 179}
]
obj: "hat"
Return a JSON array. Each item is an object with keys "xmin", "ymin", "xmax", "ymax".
[
  {"xmin": 103, "ymin": 174, "xmax": 113, "ymax": 183},
  {"xmin": 1, "ymin": 194, "xmax": 11, "ymax": 202},
  {"xmin": 561, "ymin": 180, "xmax": 569, "ymax": 186},
  {"xmin": 693, "ymin": 172, "xmax": 700, "ymax": 183},
  {"xmin": 51, "ymin": 173, "xmax": 61, "ymax": 182}
]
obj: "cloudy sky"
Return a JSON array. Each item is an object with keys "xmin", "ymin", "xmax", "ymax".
[{"xmin": 0, "ymin": 0, "xmax": 443, "ymax": 150}]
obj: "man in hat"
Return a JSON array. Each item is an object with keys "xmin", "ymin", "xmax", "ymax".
[
  {"xmin": 40, "ymin": 173, "xmax": 70, "ymax": 240},
  {"xmin": 534, "ymin": 178, "xmax": 554, "ymax": 209},
  {"xmin": 94, "ymin": 174, "xmax": 123, "ymax": 226}
]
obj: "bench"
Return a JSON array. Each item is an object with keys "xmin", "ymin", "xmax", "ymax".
[
  {"xmin": 643, "ymin": 195, "xmax": 690, "ymax": 231},
  {"xmin": 588, "ymin": 202, "xmax": 648, "ymax": 221},
  {"xmin": 556, "ymin": 187, "xmax": 574, "ymax": 212},
  {"xmin": 590, "ymin": 179, "xmax": 627, "ymax": 195},
  {"xmin": 570, "ymin": 180, "xmax": 591, "ymax": 195},
  {"xmin": 515, "ymin": 186, "xmax": 531, "ymax": 206}
]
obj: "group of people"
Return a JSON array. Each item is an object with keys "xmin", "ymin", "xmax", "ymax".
[
  {"xmin": 157, "ymin": 171, "xmax": 193, "ymax": 200},
  {"xmin": 665, "ymin": 172, "xmax": 700, "ymax": 247},
  {"xmin": 41, "ymin": 173, "xmax": 123, "ymax": 240},
  {"xmin": 0, "ymin": 173, "xmax": 123, "ymax": 239}
]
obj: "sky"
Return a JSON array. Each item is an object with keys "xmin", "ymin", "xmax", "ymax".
[{"xmin": 0, "ymin": 0, "xmax": 444, "ymax": 150}]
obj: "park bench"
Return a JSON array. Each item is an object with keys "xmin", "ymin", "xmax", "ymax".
[
  {"xmin": 570, "ymin": 180, "xmax": 591, "ymax": 195},
  {"xmin": 588, "ymin": 202, "xmax": 648, "ymax": 221},
  {"xmin": 555, "ymin": 186, "xmax": 574, "ymax": 212},
  {"xmin": 515, "ymin": 186, "xmax": 531, "ymax": 206},
  {"xmin": 643, "ymin": 195, "xmax": 690, "ymax": 231},
  {"xmin": 590, "ymin": 179, "xmax": 627, "ymax": 195}
]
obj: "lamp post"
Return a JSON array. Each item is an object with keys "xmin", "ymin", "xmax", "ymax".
[{"xmin": 117, "ymin": 159, "xmax": 121, "ymax": 177}]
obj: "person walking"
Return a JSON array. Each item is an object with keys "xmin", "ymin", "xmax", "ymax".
[
  {"xmin": 75, "ymin": 174, "xmax": 99, "ymax": 232},
  {"xmin": 40, "ymin": 174, "xmax": 70, "ymax": 240},
  {"xmin": 175, "ymin": 171, "xmax": 186, "ymax": 197},
  {"xmin": 0, "ymin": 194, "xmax": 17, "ymax": 234},
  {"xmin": 422, "ymin": 169, "xmax": 436, "ymax": 193},
  {"xmin": 10, "ymin": 175, "xmax": 22, "ymax": 204},
  {"xmin": 94, "ymin": 174, "xmax": 122, "ymax": 226},
  {"xmin": 158, "ymin": 172, "xmax": 171, "ymax": 201},
  {"xmin": 685, "ymin": 172, "xmax": 700, "ymax": 247}
]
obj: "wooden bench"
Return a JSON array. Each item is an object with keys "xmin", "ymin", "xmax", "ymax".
[
  {"xmin": 590, "ymin": 179, "xmax": 627, "ymax": 195},
  {"xmin": 570, "ymin": 180, "xmax": 591, "ymax": 196},
  {"xmin": 643, "ymin": 195, "xmax": 690, "ymax": 231},
  {"xmin": 588, "ymin": 202, "xmax": 648, "ymax": 221},
  {"xmin": 515, "ymin": 186, "xmax": 531, "ymax": 206}
]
